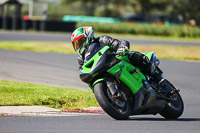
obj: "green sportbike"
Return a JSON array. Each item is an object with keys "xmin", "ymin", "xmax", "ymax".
[{"xmin": 80, "ymin": 43, "xmax": 184, "ymax": 120}]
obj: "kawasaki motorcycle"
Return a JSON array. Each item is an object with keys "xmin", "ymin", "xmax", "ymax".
[{"xmin": 80, "ymin": 43, "xmax": 184, "ymax": 120}]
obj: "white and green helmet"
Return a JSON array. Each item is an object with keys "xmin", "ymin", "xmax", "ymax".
[{"xmin": 71, "ymin": 26, "xmax": 94, "ymax": 55}]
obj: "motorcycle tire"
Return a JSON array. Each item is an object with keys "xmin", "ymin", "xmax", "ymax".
[
  {"xmin": 159, "ymin": 80, "xmax": 184, "ymax": 119},
  {"xmin": 94, "ymin": 81, "xmax": 131, "ymax": 120}
]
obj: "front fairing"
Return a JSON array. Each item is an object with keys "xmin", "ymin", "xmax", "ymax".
[
  {"xmin": 84, "ymin": 43, "xmax": 104, "ymax": 64},
  {"xmin": 80, "ymin": 43, "xmax": 118, "ymax": 84}
]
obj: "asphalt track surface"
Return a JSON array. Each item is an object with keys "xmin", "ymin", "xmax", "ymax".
[
  {"xmin": 0, "ymin": 49, "xmax": 88, "ymax": 90},
  {"xmin": 1, "ymin": 31, "xmax": 200, "ymax": 46},
  {"xmin": 0, "ymin": 49, "xmax": 200, "ymax": 133}
]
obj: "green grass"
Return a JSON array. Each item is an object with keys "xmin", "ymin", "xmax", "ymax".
[
  {"xmin": 0, "ymin": 80, "xmax": 98, "ymax": 110},
  {"xmin": 77, "ymin": 22, "xmax": 200, "ymax": 38},
  {"xmin": 0, "ymin": 41, "xmax": 75, "ymax": 54},
  {"xmin": 0, "ymin": 41, "xmax": 200, "ymax": 61},
  {"xmin": 131, "ymin": 45, "xmax": 200, "ymax": 61},
  {"xmin": 95, "ymin": 32, "xmax": 200, "ymax": 42}
]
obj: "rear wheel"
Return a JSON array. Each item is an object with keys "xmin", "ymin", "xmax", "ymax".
[
  {"xmin": 94, "ymin": 81, "xmax": 130, "ymax": 120},
  {"xmin": 159, "ymin": 80, "xmax": 184, "ymax": 119}
]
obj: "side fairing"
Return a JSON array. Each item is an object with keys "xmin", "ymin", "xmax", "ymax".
[
  {"xmin": 107, "ymin": 61, "xmax": 146, "ymax": 94},
  {"xmin": 143, "ymin": 52, "xmax": 160, "ymax": 66},
  {"xmin": 143, "ymin": 52, "xmax": 155, "ymax": 61}
]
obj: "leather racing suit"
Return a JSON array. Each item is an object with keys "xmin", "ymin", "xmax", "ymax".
[{"xmin": 77, "ymin": 35, "xmax": 152, "ymax": 75}]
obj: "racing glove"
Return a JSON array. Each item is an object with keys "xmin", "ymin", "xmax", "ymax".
[{"xmin": 116, "ymin": 45, "xmax": 129, "ymax": 56}]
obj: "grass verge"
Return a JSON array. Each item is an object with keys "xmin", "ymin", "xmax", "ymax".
[
  {"xmin": 0, "ymin": 41, "xmax": 75, "ymax": 54},
  {"xmin": 131, "ymin": 45, "xmax": 200, "ymax": 61},
  {"xmin": 0, "ymin": 41, "xmax": 200, "ymax": 61},
  {"xmin": 77, "ymin": 22, "xmax": 200, "ymax": 38},
  {"xmin": 96, "ymin": 32, "xmax": 200, "ymax": 42},
  {"xmin": 0, "ymin": 80, "xmax": 98, "ymax": 110}
]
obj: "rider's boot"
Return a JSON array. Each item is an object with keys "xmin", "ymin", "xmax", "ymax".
[{"xmin": 151, "ymin": 70, "xmax": 166, "ymax": 87}]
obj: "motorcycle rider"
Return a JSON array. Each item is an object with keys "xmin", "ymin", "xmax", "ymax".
[{"xmin": 71, "ymin": 26, "xmax": 165, "ymax": 87}]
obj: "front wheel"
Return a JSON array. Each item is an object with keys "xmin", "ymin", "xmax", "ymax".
[
  {"xmin": 94, "ymin": 81, "xmax": 130, "ymax": 120},
  {"xmin": 159, "ymin": 80, "xmax": 184, "ymax": 119}
]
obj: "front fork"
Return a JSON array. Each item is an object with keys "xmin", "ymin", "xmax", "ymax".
[
  {"xmin": 105, "ymin": 79, "xmax": 121, "ymax": 97},
  {"xmin": 89, "ymin": 78, "xmax": 120, "ymax": 96}
]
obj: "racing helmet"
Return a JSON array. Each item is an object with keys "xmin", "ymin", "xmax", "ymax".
[{"xmin": 71, "ymin": 26, "xmax": 94, "ymax": 55}]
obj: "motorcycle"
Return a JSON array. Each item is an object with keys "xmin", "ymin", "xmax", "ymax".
[{"xmin": 80, "ymin": 43, "xmax": 184, "ymax": 120}]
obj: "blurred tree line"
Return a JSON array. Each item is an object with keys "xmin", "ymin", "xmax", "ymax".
[{"xmin": 46, "ymin": 0, "xmax": 200, "ymax": 25}]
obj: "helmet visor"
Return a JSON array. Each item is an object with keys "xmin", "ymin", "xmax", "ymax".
[{"xmin": 72, "ymin": 35, "xmax": 87, "ymax": 51}]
